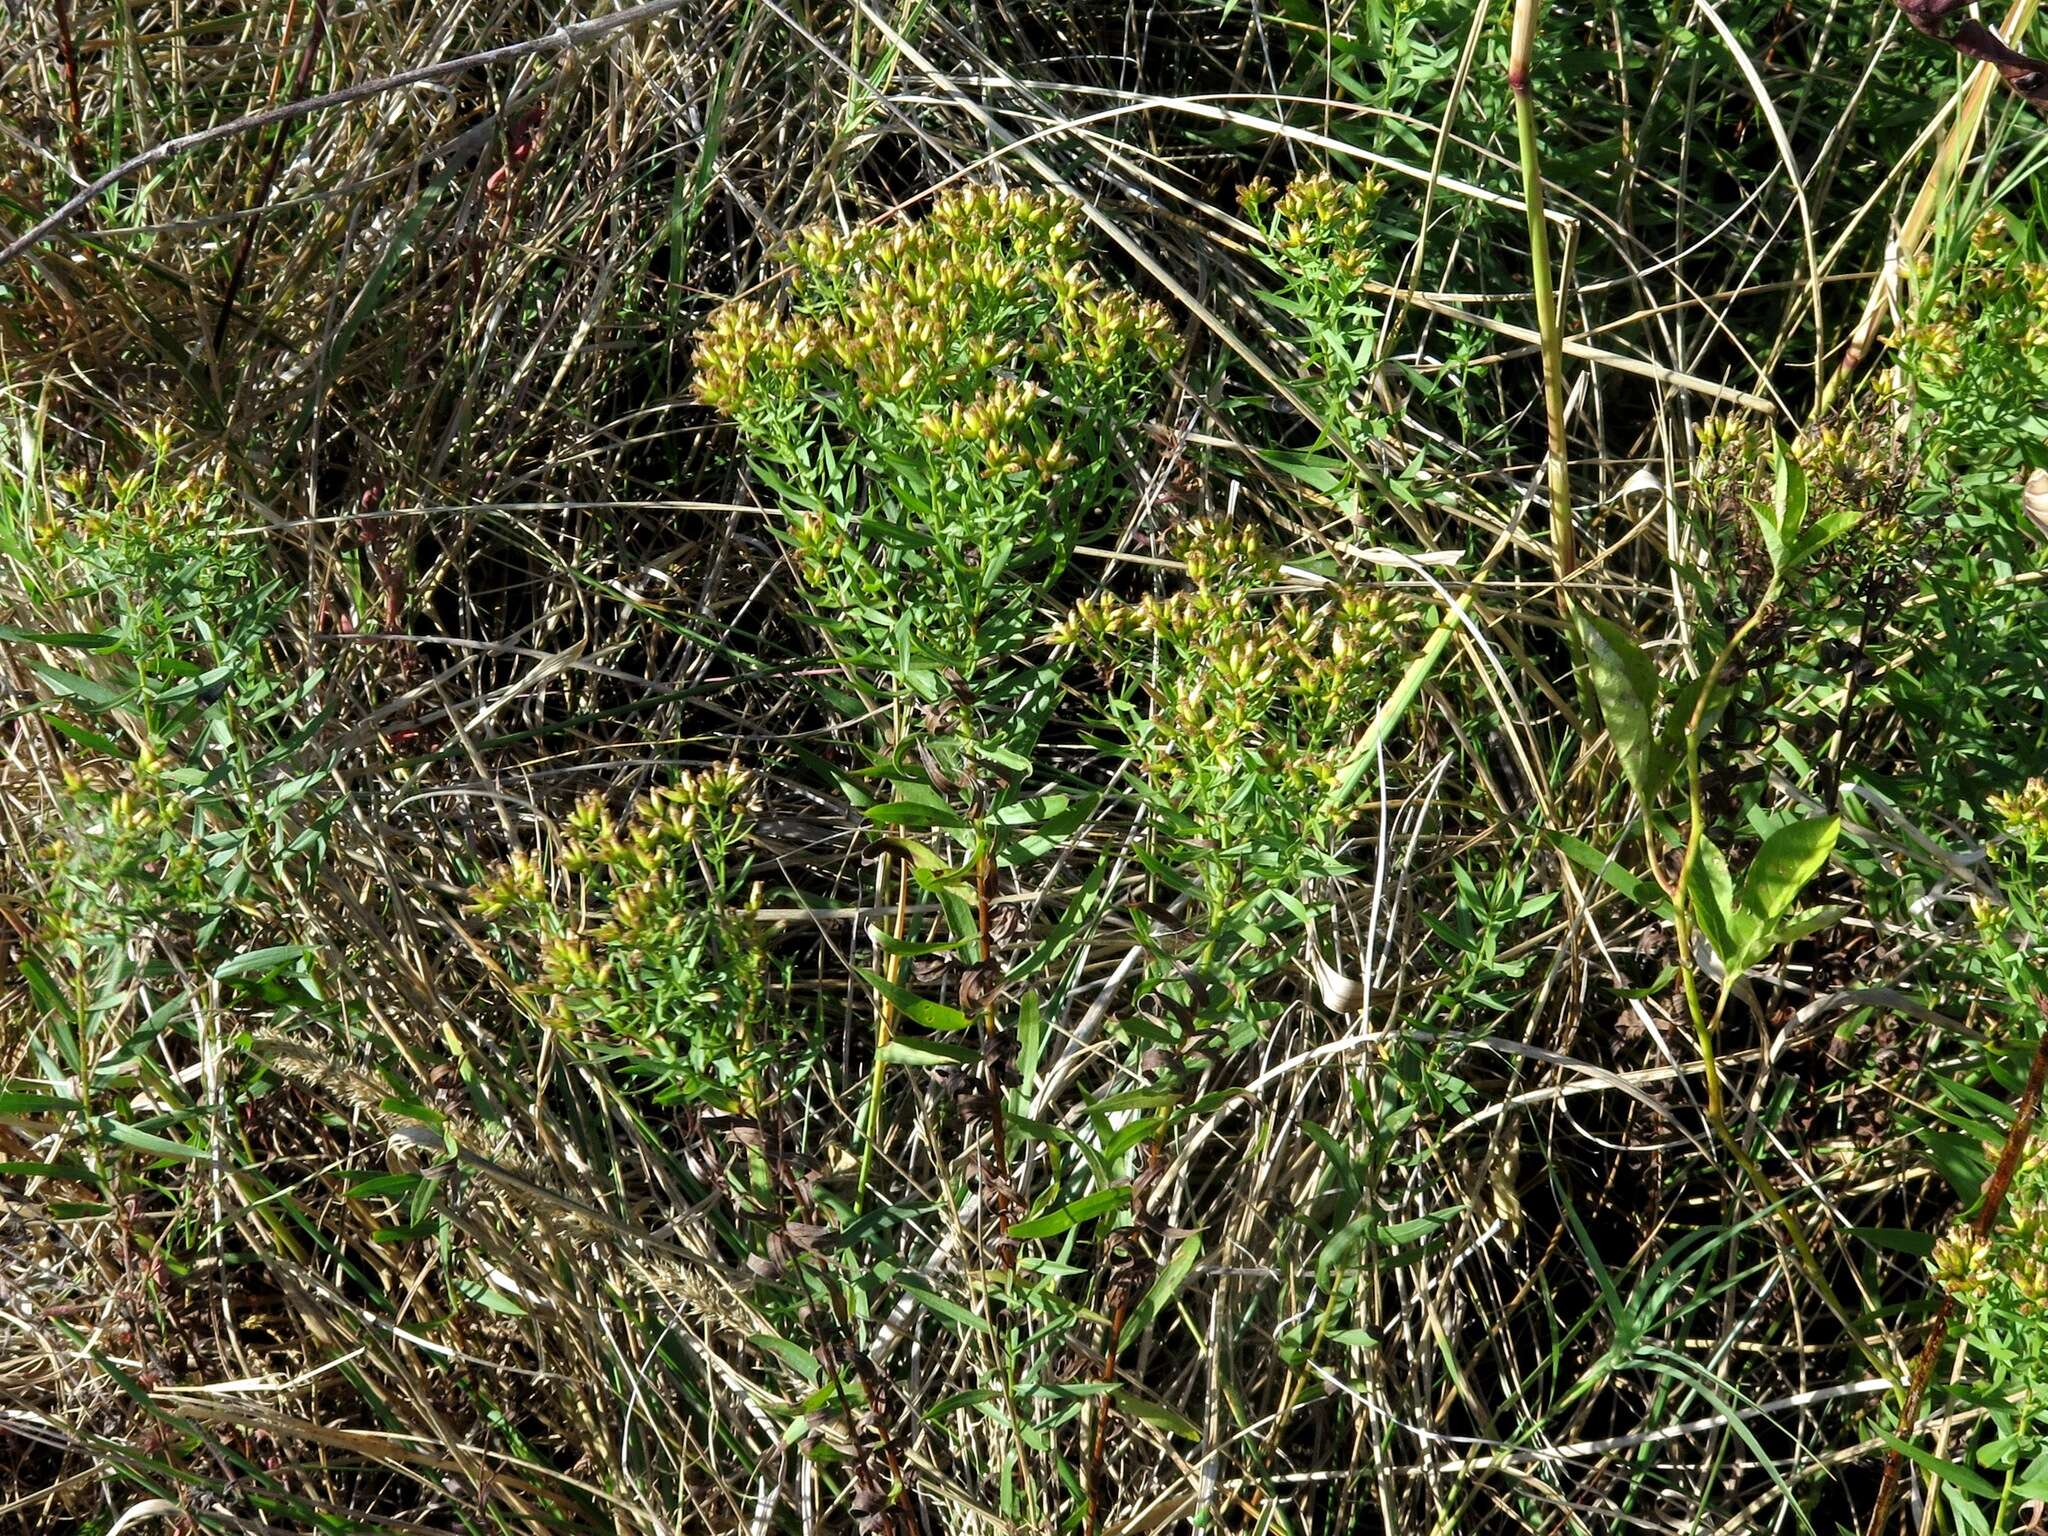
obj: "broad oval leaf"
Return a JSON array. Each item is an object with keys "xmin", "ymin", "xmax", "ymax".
[
  {"xmin": 1740, "ymin": 815, "xmax": 1839, "ymax": 926},
  {"xmin": 1573, "ymin": 611, "xmax": 1668, "ymax": 804},
  {"xmin": 1688, "ymin": 838, "xmax": 1763, "ymax": 975}
]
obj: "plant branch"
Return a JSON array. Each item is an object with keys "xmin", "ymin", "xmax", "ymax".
[{"xmin": 1669, "ymin": 586, "xmax": 1888, "ymax": 1376}]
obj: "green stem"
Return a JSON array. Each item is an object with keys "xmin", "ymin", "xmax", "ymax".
[
  {"xmin": 1507, "ymin": 0, "xmax": 1574, "ymax": 604},
  {"xmin": 855, "ymin": 854, "xmax": 910, "ymax": 1207},
  {"xmin": 1668, "ymin": 587, "xmax": 1885, "ymax": 1375}
]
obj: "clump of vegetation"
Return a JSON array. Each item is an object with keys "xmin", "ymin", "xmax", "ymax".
[
  {"xmin": 17, "ymin": 3, "xmax": 2048, "ymax": 1533},
  {"xmin": 1900, "ymin": 781, "xmax": 2048, "ymax": 1533},
  {"xmin": 1057, "ymin": 516, "xmax": 1416, "ymax": 917},
  {"xmin": 1238, "ymin": 171, "xmax": 1391, "ymax": 458},
  {"xmin": 470, "ymin": 763, "xmax": 780, "ymax": 1101},
  {"xmin": 1902, "ymin": 212, "xmax": 2048, "ymax": 497},
  {"xmin": 693, "ymin": 187, "xmax": 1180, "ymax": 742},
  {"xmin": 13, "ymin": 434, "xmax": 327, "ymax": 1009}
]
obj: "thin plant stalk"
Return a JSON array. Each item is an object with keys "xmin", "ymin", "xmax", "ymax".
[
  {"xmin": 855, "ymin": 852, "xmax": 911, "ymax": 1205},
  {"xmin": 1507, "ymin": 0, "xmax": 1575, "ymax": 604}
]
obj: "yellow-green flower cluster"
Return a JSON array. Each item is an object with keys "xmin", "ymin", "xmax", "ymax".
[
  {"xmin": 1932, "ymin": 1144, "xmax": 2048, "ymax": 1363},
  {"xmin": 37, "ymin": 746, "xmax": 218, "ymax": 954},
  {"xmin": 692, "ymin": 187, "xmax": 1182, "ymax": 700},
  {"xmin": 1992, "ymin": 778, "xmax": 2048, "ymax": 851},
  {"xmin": 538, "ymin": 932, "xmax": 611, "ymax": 996},
  {"xmin": 691, "ymin": 300, "xmax": 817, "ymax": 419},
  {"xmin": 544, "ymin": 762, "xmax": 760, "ymax": 891},
  {"xmin": 469, "ymin": 767, "xmax": 765, "ymax": 1071},
  {"xmin": 1931, "ymin": 1225, "xmax": 1995, "ymax": 1304},
  {"xmin": 692, "ymin": 185, "xmax": 1180, "ymax": 473},
  {"xmin": 469, "ymin": 849, "xmax": 549, "ymax": 921},
  {"xmin": 52, "ymin": 465, "xmax": 231, "ymax": 559},
  {"xmin": 1178, "ymin": 515, "xmax": 1273, "ymax": 588},
  {"xmin": 1695, "ymin": 409, "xmax": 1899, "ymax": 518},
  {"xmin": 1240, "ymin": 172, "xmax": 1387, "ymax": 279},
  {"xmin": 1058, "ymin": 519, "xmax": 1416, "ymax": 831},
  {"xmin": 780, "ymin": 186, "xmax": 1090, "ymax": 309},
  {"xmin": 1904, "ymin": 213, "xmax": 2048, "ymax": 387},
  {"xmin": 912, "ymin": 377, "xmax": 1077, "ymax": 475},
  {"xmin": 783, "ymin": 509, "xmax": 855, "ymax": 593},
  {"xmin": 1693, "ymin": 406, "xmax": 1912, "ymax": 578},
  {"xmin": 1237, "ymin": 173, "xmax": 1392, "ymax": 464},
  {"xmin": 38, "ymin": 433, "xmax": 255, "ymax": 625}
]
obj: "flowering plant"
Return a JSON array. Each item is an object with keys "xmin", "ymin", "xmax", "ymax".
[
  {"xmin": 469, "ymin": 763, "xmax": 781, "ymax": 1104},
  {"xmin": 1056, "ymin": 517, "xmax": 1415, "ymax": 924},
  {"xmin": 694, "ymin": 188, "xmax": 1180, "ymax": 762}
]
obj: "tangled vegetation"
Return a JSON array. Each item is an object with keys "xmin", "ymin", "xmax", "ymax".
[{"xmin": 9, "ymin": 1, "xmax": 2048, "ymax": 1534}]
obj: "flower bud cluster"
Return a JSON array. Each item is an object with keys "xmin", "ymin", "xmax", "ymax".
[
  {"xmin": 1931, "ymin": 1142, "xmax": 2048, "ymax": 1388},
  {"xmin": 1236, "ymin": 172, "xmax": 1391, "ymax": 462},
  {"xmin": 468, "ymin": 768, "xmax": 767, "ymax": 1077},
  {"xmin": 1992, "ymin": 778, "xmax": 2048, "ymax": 852},
  {"xmin": 39, "ymin": 430, "xmax": 255, "ymax": 625},
  {"xmin": 1057, "ymin": 519, "xmax": 1417, "ymax": 848},
  {"xmin": 1905, "ymin": 214, "xmax": 2048, "ymax": 389},
  {"xmin": 1693, "ymin": 405, "xmax": 1916, "ymax": 586},
  {"xmin": 690, "ymin": 187, "xmax": 1181, "ymax": 697},
  {"xmin": 692, "ymin": 186, "xmax": 1179, "ymax": 479},
  {"xmin": 38, "ymin": 740, "xmax": 220, "ymax": 954},
  {"xmin": 1240, "ymin": 172, "xmax": 1388, "ymax": 281},
  {"xmin": 692, "ymin": 188, "xmax": 1187, "ymax": 720}
]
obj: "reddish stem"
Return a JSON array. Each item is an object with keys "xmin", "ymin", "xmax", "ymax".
[{"xmin": 1866, "ymin": 1003, "xmax": 2048, "ymax": 1535}]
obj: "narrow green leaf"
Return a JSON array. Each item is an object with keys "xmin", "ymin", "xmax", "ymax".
[
  {"xmin": 1007, "ymin": 1187, "xmax": 1130, "ymax": 1240},
  {"xmin": 858, "ymin": 966, "xmax": 973, "ymax": 1031},
  {"xmin": 1126, "ymin": 1233, "xmax": 1202, "ymax": 1334},
  {"xmin": 989, "ymin": 794, "xmax": 1072, "ymax": 828},
  {"xmin": 1688, "ymin": 839, "xmax": 1761, "ymax": 973},
  {"xmin": 98, "ymin": 1120, "xmax": 208, "ymax": 1161},
  {"xmin": 749, "ymin": 1332, "xmax": 822, "ymax": 1381},
  {"xmin": 866, "ymin": 800, "xmax": 969, "ymax": 831},
  {"xmin": 26, "ymin": 659, "xmax": 128, "ymax": 710},
  {"xmin": 0, "ymin": 1091, "xmax": 81, "ymax": 1115},
  {"xmin": 1764, "ymin": 437, "xmax": 1807, "ymax": 576},
  {"xmin": 1791, "ymin": 508, "xmax": 1861, "ymax": 568},
  {"xmin": 1111, "ymin": 1386, "xmax": 1201, "ymax": 1441},
  {"xmin": 894, "ymin": 1276, "xmax": 992, "ymax": 1333},
  {"xmin": 866, "ymin": 930, "xmax": 963, "ymax": 959},
  {"xmin": 459, "ymin": 1281, "xmax": 529, "ymax": 1317},
  {"xmin": 1773, "ymin": 905, "xmax": 1846, "ymax": 948},
  {"xmin": 0, "ymin": 1160, "xmax": 102, "ymax": 1185},
  {"xmin": 1873, "ymin": 1428, "xmax": 2001, "ymax": 1500},
  {"xmin": 213, "ymin": 945, "xmax": 310, "ymax": 981},
  {"xmin": 0, "ymin": 625, "xmax": 117, "ymax": 650},
  {"xmin": 1549, "ymin": 830, "xmax": 1671, "ymax": 914},
  {"xmin": 878, "ymin": 1037, "xmax": 979, "ymax": 1067}
]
